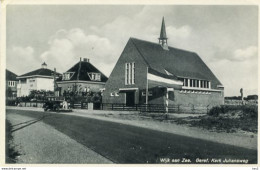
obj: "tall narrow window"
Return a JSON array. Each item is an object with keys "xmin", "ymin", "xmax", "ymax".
[
  {"xmin": 132, "ymin": 62, "xmax": 135, "ymax": 84},
  {"xmin": 129, "ymin": 63, "xmax": 132, "ymax": 85},
  {"xmin": 125, "ymin": 62, "xmax": 135, "ymax": 85},
  {"xmin": 125, "ymin": 63, "xmax": 129, "ymax": 85}
]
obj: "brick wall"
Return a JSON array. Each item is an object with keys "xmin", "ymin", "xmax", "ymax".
[
  {"xmin": 169, "ymin": 90, "xmax": 224, "ymax": 107},
  {"xmin": 58, "ymin": 82, "xmax": 105, "ymax": 95},
  {"xmin": 102, "ymin": 39, "xmax": 148, "ymax": 104}
]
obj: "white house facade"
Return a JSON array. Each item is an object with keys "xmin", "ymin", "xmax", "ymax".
[{"xmin": 17, "ymin": 62, "xmax": 60, "ymax": 97}]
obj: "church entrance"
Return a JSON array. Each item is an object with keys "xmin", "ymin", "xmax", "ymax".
[{"xmin": 125, "ymin": 91, "xmax": 135, "ymax": 106}]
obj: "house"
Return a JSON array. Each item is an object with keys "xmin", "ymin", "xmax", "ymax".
[
  {"xmin": 6, "ymin": 69, "xmax": 18, "ymax": 99},
  {"xmin": 56, "ymin": 58, "xmax": 108, "ymax": 96},
  {"xmin": 102, "ymin": 18, "xmax": 224, "ymax": 107},
  {"xmin": 17, "ymin": 62, "xmax": 61, "ymax": 97}
]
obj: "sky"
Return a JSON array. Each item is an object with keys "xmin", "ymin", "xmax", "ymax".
[{"xmin": 6, "ymin": 5, "xmax": 258, "ymax": 97}]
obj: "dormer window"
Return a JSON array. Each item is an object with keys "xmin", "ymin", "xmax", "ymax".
[
  {"xmin": 88, "ymin": 73, "xmax": 101, "ymax": 81},
  {"xmin": 62, "ymin": 72, "xmax": 74, "ymax": 80}
]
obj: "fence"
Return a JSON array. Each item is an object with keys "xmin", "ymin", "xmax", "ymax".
[
  {"xmin": 69, "ymin": 102, "xmax": 88, "ymax": 109},
  {"xmin": 18, "ymin": 101, "xmax": 90, "ymax": 110},
  {"xmin": 19, "ymin": 101, "xmax": 45, "ymax": 108},
  {"xmin": 101, "ymin": 103, "xmax": 209, "ymax": 114},
  {"xmin": 225, "ymin": 99, "xmax": 258, "ymax": 106},
  {"xmin": 15, "ymin": 101, "xmax": 209, "ymax": 114}
]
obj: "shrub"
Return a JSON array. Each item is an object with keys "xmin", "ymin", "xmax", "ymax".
[
  {"xmin": 208, "ymin": 105, "xmax": 258, "ymax": 118},
  {"xmin": 208, "ymin": 106, "xmax": 224, "ymax": 117}
]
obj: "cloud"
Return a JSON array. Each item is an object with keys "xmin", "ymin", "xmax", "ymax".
[
  {"xmin": 7, "ymin": 46, "xmax": 39, "ymax": 75},
  {"xmin": 209, "ymin": 56, "xmax": 258, "ymax": 97},
  {"xmin": 167, "ymin": 25, "xmax": 192, "ymax": 40},
  {"xmin": 40, "ymin": 28, "xmax": 117, "ymax": 76},
  {"xmin": 233, "ymin": 46, "xmax": 257, "ymax": 61}
]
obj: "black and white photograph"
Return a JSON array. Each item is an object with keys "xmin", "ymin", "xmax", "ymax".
[{"xmin": 1, "ymin": 1, "xmax": 258, "ymax": 166}]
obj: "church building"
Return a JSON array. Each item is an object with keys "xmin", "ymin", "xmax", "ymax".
[{"xmin": 102, "ymin": 17, "xmax": 224, "ymax": 107}]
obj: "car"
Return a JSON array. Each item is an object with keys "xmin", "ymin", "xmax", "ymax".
[{"xmin": 43, "ymin": 100, "xmax": 62, "ymax": 111}]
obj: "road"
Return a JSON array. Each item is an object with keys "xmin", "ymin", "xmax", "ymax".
[{"xmin": 6, "ymin": 109, "xmax": 257, "ymax": 164}]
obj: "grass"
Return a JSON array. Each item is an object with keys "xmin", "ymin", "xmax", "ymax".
[
  {"xmin": 5, "ymin": 120, "xmax": 20, "ymax": 163},
  {"xmin": 173, "ymin": 105, "xmax": 258, "ymax": 133}
]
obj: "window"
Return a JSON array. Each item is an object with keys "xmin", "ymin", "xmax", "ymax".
[
  {"xmin": 62, "ymin": 72, "xmax": 74, "ymax": 80},
  {"xmin": 132, "ymin": 63, "xmax": 135, "ymax": 84},
  {"xmin": 88, "ymin": 73, "xmax": 101, "ymax": 81},
  {"xmin": 8, "ymin": 81, "xmax": 15, "ymax": 87},
  {"xmin": 125, "ymin": 62, "xmax": 135, "ymax": 85},
  {"xmin": 182, "ymin": 78, "xmax": 210, "ymax": 89},
  {"xmin": 184, "ymin": 79, "xmax": 188, "ymax": 86}
]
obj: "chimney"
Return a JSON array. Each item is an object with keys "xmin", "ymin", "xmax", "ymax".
[
  {"xmin": 83, "ymin": 58, "xmax": 90, "ymax": 62},
  {"xmin": 41, "ymin": 62, "xmax": 47, "ymax": 69}
]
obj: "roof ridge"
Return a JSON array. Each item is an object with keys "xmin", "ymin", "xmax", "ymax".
[
  {"xmin": 130, "ymin": 37, "xmax": 196, "ymax": 54},
  {"xmin": 18, "ymin": 67, "xmax": 60, "ymax": 77}
]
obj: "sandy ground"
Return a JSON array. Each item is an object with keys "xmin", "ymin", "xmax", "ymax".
[
  {"xmin": 6, "ymin": 111, "xmax": 113, "ymax": 164},
  {"xmin": 7, "ymin": 106, "xmax": 257, "ymax": 150}
]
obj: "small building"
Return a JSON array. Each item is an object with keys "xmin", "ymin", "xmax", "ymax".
[
  {"xmin": 102, "ymin": 18, "xmax": 224, "ymax": 107},
  {"xmin": 56, "ymin": 58, "xmax": 108, "ymax": 96},
  {"xmin": 6, "ymin": 69, "xmax": 18, "ymax": 100},
  {"xmin": 17, "ymin": 62, "xmax": 60, "ymax": 97}
]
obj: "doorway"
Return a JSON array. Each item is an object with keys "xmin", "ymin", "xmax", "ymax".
[{"xmin": 126, "ymin": 91, "xmax": 135, "ymax": 106}]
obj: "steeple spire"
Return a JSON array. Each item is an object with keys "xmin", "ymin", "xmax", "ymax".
[{"xmin": 158, "ymin": 17, "xmax": 168, "ymax": 50}]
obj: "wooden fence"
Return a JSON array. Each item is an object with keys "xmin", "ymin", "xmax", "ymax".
[
  {"xmin": 16, "ymin": 102, "xmax": 209, "ymax": 114},
  {"xmin": 101, "ymin": 103, "xmax": 209, "ymax": 114}
]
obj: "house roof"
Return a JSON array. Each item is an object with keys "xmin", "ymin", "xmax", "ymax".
[
  {"xmin": 57, "ymin": 60, "xmax": 108, "ymax": 82},
  {"xmin": 129, "ymin": 37, "xmax": 222, "ymax": 88},
  {"xmin": 18, "ymin": 68, "xmax": 61, "ymax": 78},
  {"xmin": 6, "ymin": 69, "xmax": 17, "ymax": 81}
]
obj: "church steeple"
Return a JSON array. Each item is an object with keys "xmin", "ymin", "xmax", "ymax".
[{"xmin": 158, "ymin": 17, "xmax": 168, "ymax": 50}]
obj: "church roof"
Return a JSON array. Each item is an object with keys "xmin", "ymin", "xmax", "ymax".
[
  {"xmin": 129, "ymin": 37, "xmax": 222, "ymax": 88},
  {"xmin": 18, "ymin": 68, "xmax": 61, "ymax": 78},
  {"xmin": 57, "ymin": 60, "xmax": 108, "ymax": 82},
  {"xmin": 6, "ymin": 69, "xmax": 18, "ymax": 81}
]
